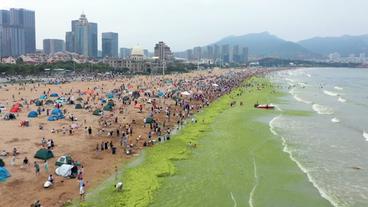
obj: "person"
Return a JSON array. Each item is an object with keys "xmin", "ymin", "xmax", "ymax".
[
  {"xmin": 34, "ymin": 161, "xmax": 40, "ymax": 175},
  {"xmin": 23, "ymin": 157, "xmax": 29, "ymax": 166},
  {"xmin": 48, "ymin": 174, "xmax": 54, "ymax": 184},
  {"xmin": 80, "ymin": 183, "xmax": 86, "ymax": 201},
  {"xmin": 44, "ymin": 160, "xmax": 49, "ymax": 173},
  {"xmin": 115, "ymin": 182, "xmax": 123, "ymax": 192}
]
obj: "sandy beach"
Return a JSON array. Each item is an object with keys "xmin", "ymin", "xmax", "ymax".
[{"xmin": 0, "ymin": 68, "xmax": 260, "ymax": 207}]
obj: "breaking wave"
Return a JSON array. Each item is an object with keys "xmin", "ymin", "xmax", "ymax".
[{"xmin": 312, "ymin": 104, "xmax": 334, "ymax": 115}]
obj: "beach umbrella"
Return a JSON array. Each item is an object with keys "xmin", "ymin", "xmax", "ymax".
[{"xmin": 50, "ymin": 93, "xmax": 59, "ymax": 97}]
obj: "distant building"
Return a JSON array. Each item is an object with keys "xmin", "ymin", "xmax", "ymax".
[
  {"xmin": 193, "ymin": 47, "xmax": 202, "ymax": 60},
  {"xmin": 206, "ymin": 45, "xmax": 214, "ymax": 60},
  {"xmin": 241, "ymin": 47, "xmax": 249, "ymax": 64},
  {"xmin": 65, "ymin": 14, "xmax": 98, "ymax": 58},
  {"xmin": 214, "ymin": 45, "xmax": 220, "ymax": 61},
  {"xmin": 65, "ymin": 32, "xmax": 74, "ymax": 53},
  {"xmin": 186, "ymin": 49, "xmax": 193, "ymax": 60},
  {"xmin": 102, "ymin": 32, "xmax": 118, "ymax": 58},
  {"xmin": 43, "ymin": 39, "xmax": 65, "ymax": 54},
  {"xmin": 231, "ymin": 45, "xmax": 240, "ymax": 63},
  {"xmin": 154, "ymin": 41, "xmax": 173, "ymax": 61},
  {"xmin": 120, "ymin": 48, "xmax": 131, "ymax": 59},
  {"xmin": 0, "ymin": 8, "xmax": 36, "ymax": 57},
  {"xmin": 221, "ymin": 44, "xmax": 230, "ymax": 63}
]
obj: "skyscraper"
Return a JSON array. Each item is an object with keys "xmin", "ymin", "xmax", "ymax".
[
  {"xmin": 120, "ymin": 48, "xmax": 131, "ymax": 59},
  {"xmin": 186, "ymin": 49, "xmax": 193, "ymax": 60},
  {"xmin": 66, "ymin": 14, "xmax": 98, "ymax": 57},
  {"xmin": 231, "ymin": 45, "xmax": 240, "ymax": 63},
  {"xmin": 43, "ymin": 39, "xmax": 64, "ymax": 54},
  {"xmin": 0, "ymin": 8, "xmax": 35, "ymax": 57},
  {"xmin": 102, "ymin": 32, "xmax": 118, "ymax": 58},
  {"xmin": 193, "ymin": 47, "xmax": 202, "ymax": 60},
  {"xmin": 206, "ymin": 45, "xmax": 214, "ymax": 60},
  {"xmin": 241, "ymin": 47, "xmax": 249, "ymax": 64},
  {"xmin": 221, "ymin": 44, "xmax": 230, "ymax": 63},
  {"xmin": 214, "ymin": 44, "xmax": 220, "ymax": 60},
  {"xmin": 154, "ymin": 41, "xmax": 172, "ymax": 61}
]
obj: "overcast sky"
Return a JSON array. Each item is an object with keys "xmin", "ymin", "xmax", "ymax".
[{"xmin": 1, "ymin": 0, "xmax": 367, "ymax": 51}]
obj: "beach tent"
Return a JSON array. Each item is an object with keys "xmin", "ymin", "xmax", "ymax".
[
  {"xmin": 75, "ymin": 104, "xmax": 83, "ymax": 109},
  {"xmin": 157, "ymin": 91, "xmax": 165, "ymax": 97},
  {"xmin": 34, "ymin": 149, "xmax": 54, "ymax": 160},
  {"xmin": 39, "ymin": 95, "xmax": 47, "ymax": 100},
  {"xmin": 35, "ymin": 100, "xmax": 43, "ymax": 106},
  {"xmin": 0, "ymin": 167, "xmax": 10, "ymax": 182},
  {"xmin": 0, "ymin": 158, "xmax": 4, "ymax": 167},
  {"xmin": 145, "ymin": 117, "xmax": 155, "ymax": 124},
  {"xmin": 3, "ymin": 113, "xmax": 16, "ymax": 120},
  {"xmin": 134, "ymin": 103, "xmax": 142, "ymax": 109},
  {"xmin": 106, "ymin": 93, "xmax": 114, "ymax": 99},
  {"xmin": 132, "ymin": 91, "xmax": 140, "ymax": 99},
  {"xmin": 93, "ymin": 109, "xmax": 102, "ymax": 116},
  {"xmin": 28, "ymin": 111, "xmax": 38, "ymax": 118},
  {"xmin": 55, "ymin": 155, "xmax": 73, "ymax": 167},
  {"xmin": 55, "ymin": 164, "xmax": 75, "ymax": 177},
  {"xmin": 10, "ymin": 104, "xmax": 21, "ymax": 113},
  {"xmin": 103, "ymin": 105, "xmax": 113, "ymax": 111},
  {"xmin": 180, "ymin": 91, "xmax": 191, "ymax": 96},
  {"xmin": 84, "ymin": 89, "xmax": 95, "ymax": 95},
  {"xmin": 76, "ymin": 97, "xmax": 84, "ymax": 102},
  {"xmin": 51, "ymin": 108, "xmax": 63, "ymax": 116},
  {"xmin": 45, "ymin": 100, "xmax": 54, "ymax": 105},
  {"xmin": 50, "ymin": 93, "xmax": 59, "ymax": 97}
]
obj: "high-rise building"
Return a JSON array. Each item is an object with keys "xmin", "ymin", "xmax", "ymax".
[
  {"xmin": 231, "ymin": 45, "xmax": 240, "ymax": 63},
  {"xmin": 206, "ymin": 45, "xmax": 214, "ymax": 60},
  {"xmin": 241, "ymin": 47, "xmax": 249, "ymax": 64},
  {"xmin": 0, "ymin": 8, "xmax": 35, "ymax": 57},
  {"xmin": 43, "ymin": 39, "xmax": 64, "ymax": 54},
  {"xmin": 65, "ymin": 32, "xmax": 74, "ymax": 53},
  {"xmin": 154, "ymin": 41, "xmax": 172, "ymax": 61},
  {"xmin": 221, "ymin": 44, "xmax": 230, "ymax": 63},
  {"xmin": 193, "ymin": 47, "xmax": 202, "ymax": 60},
  {"xmin": 66, "ymin": 14, "xmax": 98, "ymax": 57},
  {"xmin": 214, "ymin": 44, "xmax": 220, "ymax": 60},
  {"xmin": 186, "ymin": 49, "xmax": 193, "ymax": 60},
  {"xmin": 120, "ymin": 48, "xmax": 131, "ymax": 59},
  {"xmin": 102, "ymin": 32, "xmax": 118, "ymax": 58}
]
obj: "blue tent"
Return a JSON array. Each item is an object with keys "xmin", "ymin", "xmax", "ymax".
[
  {"xmin": 48, "ymin": 116, "xmax": 58, "ymax": 121},
  {"xmin": 39, "ymin": 95, "xmax": 47, "ymax": 99},
  {"xmin": 50, "ymin": 93, "xmax": 59, "ymax": 97},
  {"xmin": 28, "ymin": 111, "xmax": 38, "ymax": 118},
  {"xmin": 51, "ymin": 108, "xmax": 63, "ymax": 116},
  {"xmin": 0, "ymin": 167, "xmax": 10, "ymax": 182},
  {"xmin": 157, "ymin": 91, "xmax": 165, "ymax": 97},
  {"xmin": 106, "ymin": 93, "xmax": 114, "ymax": 99}
]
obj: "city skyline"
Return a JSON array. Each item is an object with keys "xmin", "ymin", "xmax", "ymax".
[{"xmin": 1, "ymin": 0, "xmax": 368, "ymax": 52}]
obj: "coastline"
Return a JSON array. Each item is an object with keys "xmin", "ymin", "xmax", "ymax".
[{"xmin": 79, "ymin": 75, "xmax": 331, "ymax": 207}]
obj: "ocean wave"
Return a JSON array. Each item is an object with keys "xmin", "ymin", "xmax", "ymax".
[
  {"xmin": 306, "ymin": 73, "xmax": 312, "ymax": 78},
  {"xmin": 334, "ymin": 86, "xmax": 343, "ymax": 91},
  {"xmin": 268, "ymin": 115, "xmax": 338, "ymax": 207},
  {"xmin": 293, "ymin": 94, "xmax": 312, "ymax": 104},
  {"xmin": 312, "ymin": 104, "xmax": 334, "ymax": 115},
  {"xmin": 363, "ymin": 131, "xmax": 368, "ymax": 141},
  {"xmin": 285, "ymin": 78, "xmax": 296, "ymax": 83},
  {"xmin": 323, "ymin": 90, "xmax": 338, "ymax": 97},
  {"xmin": 338, "ymin": 97, "xmax": 347, "ymax": 103},
  {"xmin": 331, "ymin": 118, "xmax": 340, "ymax": 123}
]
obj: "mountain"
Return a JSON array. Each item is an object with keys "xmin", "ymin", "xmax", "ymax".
[
  {"xmin": 212, "ymin": 32, "xmax": 320, "ymax": 59},
  {"xmin": 299, "ymin": 35, "xmax": 368, "ymax": 56}
]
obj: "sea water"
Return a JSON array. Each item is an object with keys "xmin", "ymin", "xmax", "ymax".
[{"xmin": 270, "ymin": 68, "xmax": 368, "ymax": 207}]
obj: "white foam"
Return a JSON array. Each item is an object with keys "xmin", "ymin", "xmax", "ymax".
[
  {"xmin": 363, "ymin": 131, "xmax": 368, "ymax": 141},
  {"xmin": 306, "ymin": 73, "xmax": 312, "ymax": 78},
  {"xmin": 248, "ymin": 157, "xmax": 258, "ymax": 207},
  {"xmin": 331, "ymin": 118, "xmax": 340, "ymax": 123},
  {"xmin": 230, "ymin": 192, "xmax": 237, "ymax": 207},
  {"xmin": 312, "ymin": 104, "xmax": 334, "ymax": 115},
  {"xmin": 269, "ymin": 115, "xmax": 339, "ymax": 207},
  {"xmin": 293, "ymin": 94, "xmax": 312, "ymax": 104},
  {"xmin": 338, "ymin": 97, "xmax": 347, "ymax": 103},
  {"xmin": 334, "ymin": 86, "xmax": 343, "ymax": 91},
  {"xmin": 285, "ymin": 78, "xmax": 296, "ymax": 83},
  {"xmin": 323, "ymin": 90, "xmax": 338, "ymax": 97}
]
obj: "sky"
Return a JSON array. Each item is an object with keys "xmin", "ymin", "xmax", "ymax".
[{"xmin": 1, "ymin": 0, "xmax": 367, "ymax": 52}]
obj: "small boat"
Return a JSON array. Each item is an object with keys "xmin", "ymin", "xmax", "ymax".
[{"xmin": 254, "ymin": 104, "xmax": 275, "ymax": 109}]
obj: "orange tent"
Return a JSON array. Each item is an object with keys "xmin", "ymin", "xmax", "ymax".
[
  {"xmin": 84, "ymin": 89, "xmax": 95, "ymax": 95},
  {"xmin": 134, "ymin": 103, "xmax": 143, "ymax": 109},
  {"xmin": 10, "ymin": 103, "xmax": 21, "ymax": 113}
]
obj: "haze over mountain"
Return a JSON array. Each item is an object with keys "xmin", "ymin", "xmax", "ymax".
[
  {"xmin": 211, "ymin": 32, "xmax": 320, "ymax": 59},
  {"xmin": 298, "ymin": 35, "xmax": 368, "ymax": 56}
]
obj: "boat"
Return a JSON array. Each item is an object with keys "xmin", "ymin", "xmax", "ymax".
[{"xmin": 254, "ymin": 103, "xmax": 275, "ymax": 109}]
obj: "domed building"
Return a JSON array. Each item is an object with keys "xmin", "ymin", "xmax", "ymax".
[{"xmin": 130, "ymin": 46, "xmax": 144, "ymax": 61}]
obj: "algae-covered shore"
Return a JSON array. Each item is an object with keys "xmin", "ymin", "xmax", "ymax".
[{"xmin": 77, "ymin": 76, "xmax": 331, "ymax": 207}]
